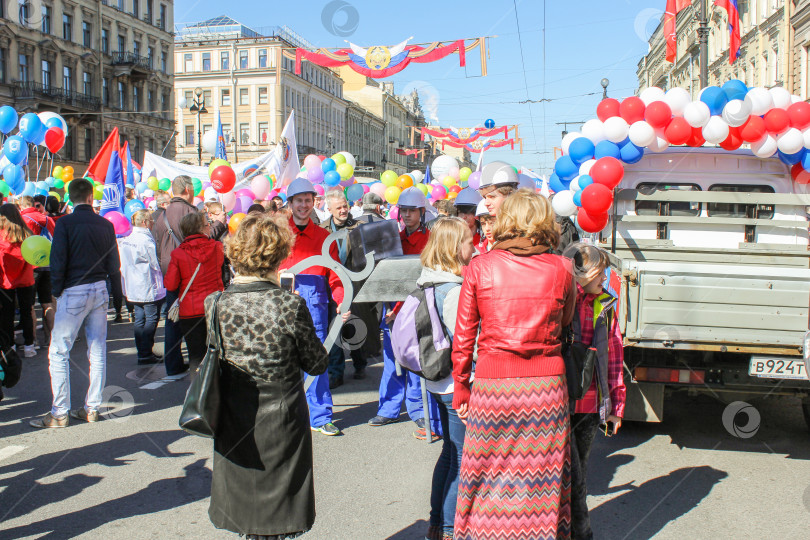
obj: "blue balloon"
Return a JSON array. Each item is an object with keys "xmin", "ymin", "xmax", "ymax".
[
  {"xmin": 484, "ymin": 119, "xmax": 495, "ymax": 129},
  {"xmin": 0, "ymin": 106, "xmax": 18, "ymax": 135},
  {"xmin": 124, "ymin": 199, "xmax": 146, "ymax": 218},
  {"xmin": 21, "ymin": 182, "xmax": 36, "ymax": 197},
  {"xmin": 45, "ymin": 117, "xmax": 63, "ymax": 130},
  {"xmin": 346, "ymin": 183, "xmax": 364, "ymax": 202},
  {"xmin": 554, "ymin": 155, "xmax": 578, "ymax": 181},
  {"xmin": 548, "ymin": 173, "xmax": 568, "ymax": 193},
  {"xmin": 568, "ymin": 137, "xmax": 595, "ymax": 165},
  {"xmin": 45, "ymin": 176, "xmax": 56, "ymax": 187},
  {"xmin": 594, "ymin": 140, "xmax": 621, "ymax": 160},
  {"xmin": 3, "ymin": 164, "xmax": 24, "ymax": 188},
  {"xmin": 135, "ymin": 182, "xmax": 149, "ymax": 194},
  {"xmin": 778, "ymin": 149, "xmax": 804, "ymax": 166},
  {"xmin": 700, "ymin": 86, "xmax": 728, "ymax": 116},
  {"xmin": 35, "ymin": 180, "xmax": 48, "ymax": 191},
  {"xmin": 620, "ymin": 140, "xmax": 645, "ymax": 164},
  {"xmin": 277, "ymin": 192, "xmax": 287, "ymax": 204},
  {"xmin": 722, "ymin": 80, "xmax": 748, "ymax": 102},
  {"xmin": 573, "ymin": 190, "xmax": 583, "ymax": 207},
  {"xmin": 324, "ymin": 170, "xmax": 341, "ymax": 187},
  {"xmin": 30, "ymin": 122, "xmax": 47, "ymax": 146},
  {"xmin": 34, "ymin": 188, "xmax": 48, "ymax": 197},
  {"xmin": 2, "ymin": 135, "xmax": 27, "ymax": 165},
  {"xmin": 321, "ymin": 158, "xmax": 336, "ymax": 173},
  {"xmin": 18, "ymin": 113, "xmax": 43, "ymax": 144},
  {"xmin": 578, "ymin": 175, "xmax": 594, "ymax": 189}
]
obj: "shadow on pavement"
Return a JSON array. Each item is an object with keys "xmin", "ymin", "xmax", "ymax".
[{"xmin": 385, "ymin": 518, "xmax": 430, "ymax": 539}]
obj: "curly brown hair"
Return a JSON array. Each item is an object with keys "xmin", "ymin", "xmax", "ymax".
[
  {"xmin": 492, "ymin": 188, "xmax": 559, "ymax": 249},
  {"xmin": 226, "ymin": 213, "xmax": 295, "ymax": 278}
]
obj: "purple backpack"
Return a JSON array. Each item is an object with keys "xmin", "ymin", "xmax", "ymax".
[{"xmin": 391, "ymin": 282, "xmax": 459, "ymax": 381}]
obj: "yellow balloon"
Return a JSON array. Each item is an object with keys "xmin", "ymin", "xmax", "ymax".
[
  {"xmin": 93, "ymin": 184, "xmax": 104, "ymax": 200},
  {"xmin": 48, "ymin": 191, "xmax": 61, "ymax": 202},
  {"xmin": 442, "ymin": 175, "xmax": 457, "ymax": 188},
  {"xmin": 331, "ymin": 153, "xmax": 346, "ymax": 166},
  {"xmin": 384, "ymin": 186, "xmax": 402, "ymax": 205}
]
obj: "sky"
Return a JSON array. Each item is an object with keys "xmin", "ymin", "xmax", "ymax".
[{"xmin": 174, "ymin": 0, "xmax": 669, "ymax": 175}]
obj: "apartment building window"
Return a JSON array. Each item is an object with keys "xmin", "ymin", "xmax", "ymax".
[
  {"xmin": 239, "ymin": 123, "xmax": 249, "ymax": 145},
  {"xmin": 159, "ymin": 4, "xmax": 166, "ymax": 30},
  {"xmin": 83, "ymin": 71, "xmax": 91, "ymax": 95},
  {"xmin": 162, "ymin": 91, "xmax": 169, "ymax": 117},
  {"xmin": 258, "ymin": 87, "xmax": 267, "ymax": 104},
  {"xmin": 133, "ymin": 0, "xmax": 140, "ymax": 17},
  {"xmin": 41, "ymin": 60, "xmax": 51, "ymax": 88},
  {"xmin": 118, "ymin": 0, "xmax": 124, "ymax": 9},
  {"xmin": 63, "ymin": 66, "xmax": 72, "ymax": 91},
  {"xmin": 258, "ymin": 122, "xmax": 269, "ymax": 144},
  {"xmin": 103, "ymin": 78, "xmax": 109, "ymax": 105},
  {"xmin": 161, "ymin": 50, "xmax": 167, "ymax": 72},
  {"xmin": 185, "ymin": 125, "xmax": 194, "ymax": 146},
  {"xmin": 222, "ymin": 124, "xmax": 231, "ymax": 144},
  {"xmin": 118, "ymin": 81, "xmax": 126, "ymax": 109},
  {"xmin": 42, "ymin": 6, "xmax": 51, "ymax": 34},
  {"xmin": 148, "ymin": 89, "xmax": 154, "ymax": 112},
  {"xmin": 63, "ymin": 14, "xmax": 72, "ymax": 41},
  {"xmin": 239, "ymin": 50, "xmax": 248, "ymax": 69},
  {"xmin": 221, "ymin": 51, "xmax": 229, "ymax": 70},
  {"xmin": 118, "ymin": 35, "xmax": 125, "ymax": 52},
  {"xmin": 147, "ymin": 46, "xmax": 154, "ymax": 64},
  {"xmin": 239, "ymin": 87, "xmax": 248, "ymax": 105},
  {"xmin": 133, "ymin": 86, "xmax": 140, "ymax": 111},
  {"xmin": 184, "ymin": 53, "xmax": 192, "ymax": 72},
  {"xmin": 146, "ymin": 0, "xmax": 153, "ymax": 23},
  {"xmin": 0, "ymin": 49, "xmax": 5, "ymax": 84},
  {"xmin": 202, "ymin": 124, "xmax": 212, "ymax": 135},
  {"xmin": 84, "ymin": 129, "xmax": 93, "ymax": 162},
  {"xmin": 133, "ymin": 41, "xmax": 140, "ymax": 58},
  {"xmin": 83, "ymin": 21, "xmax": 92, "ymax": 47},
  {"xmin": 221, "ymin": 88, "xmax": 230, "ymax": 106},
  {"xmin": 101, "ymin": 29, "xmax": 109, "ymax": 53},
  {"xmin": 202, "ymin": 52, "xmax": 211, "ymax": 71},
  {"xmin": 184, "ymin": 90, "xmax": 193, "ymax": 104},
  {"xmin": 258, "ymin": 49, "xmax": 267, "ymax": 68},
  {"xmin": 203, "ymin": 89, "xmax": 211, "ymax": 107}
]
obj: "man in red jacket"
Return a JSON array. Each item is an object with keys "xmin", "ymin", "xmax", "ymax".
[
  {"xmin": 19, "ymin": 195, "xmax": 56, "ymax": 347},
  {"xmin": 279, "ymin": 178, "xmax": 348, "ymax": 437}
]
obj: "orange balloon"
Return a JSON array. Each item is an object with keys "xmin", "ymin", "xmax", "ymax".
[
  {"xmin": 449, "ymin": 185, "xmax": 462, "ymax": 194},
  {"xmin": 228, "ymin": 212, "xmax": 246, "ymax": 234},
  {"xmin": 396, "ymin": 174, "xmax": 414, "ymax": 190},
  {"xmin": 63, "ymin": 166, "xmax": 74, "ymax": 176}
]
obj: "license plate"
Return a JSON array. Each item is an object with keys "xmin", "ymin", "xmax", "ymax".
[{"xmin": 749, "ymin": 356, "xmax": 808, "ymax": 380}]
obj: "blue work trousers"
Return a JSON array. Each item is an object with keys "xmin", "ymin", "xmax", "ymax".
[{"xmin": 296, "ymin": 274, "xmax": 333, "ymax": 428}]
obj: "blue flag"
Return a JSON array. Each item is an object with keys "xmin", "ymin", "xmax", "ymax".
[
  {"xmin": 100, "ymin": 146, "xmax": 125, "ymax": 216},
  {"xmin": 124, "ymin": 143, "xmax": 134, "ymax": 188},
  {"xmin": 215, "ymin": 111, "xmax": 227, "ymax": 160},
  {"xmin": 423, "ymin": 164, "xmax": 431, "ymax": 184}
]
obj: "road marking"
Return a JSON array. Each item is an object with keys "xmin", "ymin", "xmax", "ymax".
[
  {"xmin": 140, "ymin": 381, "xmax": 168, "ymax": 390},
  {"xmin": 0, "ymin": 445, "xmax": 26, "ymax": 463}
]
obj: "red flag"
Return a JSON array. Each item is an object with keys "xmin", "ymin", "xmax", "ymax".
[
  {"xmin": 665, "ymin": 0, "xmax": 692, "ymax": 63},
  {"xmin": 714, "ymin": 0, "xmax": 741, "ymax": 64},
  {"xmin": 83, "ymin": 127, "xmax": 119, "ymax": 185}
]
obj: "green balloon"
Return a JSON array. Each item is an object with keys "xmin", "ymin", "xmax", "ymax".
[
  {"xmin": 84, "ymin": 177, "xmax": 95, "ymax": 186},
  {"xmin": 192, "ymin": 177, "xmax": 202, "ymax": 196},
  {"xmin": 158, "ymin": 177, "xmax": 171, "ymax": 191},
  {"xmin": 21, "ymin": 236, "xmax": 52, "ymax": 267},
  {"xmin": 53, "ymin": 179, "xmax": 64, "ymax": 189},
  {"xmin": 208, "ymin": 159, "xmax": 229, "ymax": 178},
  {"xmin": 0, "ymin": 181, "xmax": 9, "ymax": 198}
]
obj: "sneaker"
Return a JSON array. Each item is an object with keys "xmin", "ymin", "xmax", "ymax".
[
  {"xmin": 23, "ymin": 345, "xmax": 36, "ymax": 358},
  {"xmin": 311, "ymin": 422, "xmax": 342, "ymax": 436},
  {"xmin": 413, "ymin": 426, "xmax": 441, "ymax": 442},
  {"xmin": 353, "ymin": 368, "xmax": 366, "ymax": 380},
  {"xmin": 70, "ymin": 408, "xmax": 100, "ymax": 423},
  {"xmin": 414, "ymin": 417, "xmax": 426, "ymax": 430},
  {"xmin": 368, "ymin": 415, "xmax": 399, "ymax": 427},
  {"xmin": 30, "ymin": 412, "xmax": 69, "ymax": 428},
  {"xmin": 328, "ymin": 376, "xmax": 344, "ymax": 389},
  {"xmin": 128, "ymin": 313, "xmax": 135, "ymax": 323}
]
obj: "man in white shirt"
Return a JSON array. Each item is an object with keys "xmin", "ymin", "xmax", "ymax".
[{"xmin": 118, "ymin": 209, "xmax": 166, "ymax": 365}]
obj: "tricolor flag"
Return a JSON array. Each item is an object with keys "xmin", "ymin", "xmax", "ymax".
[
  {"xmin": 84, "ymin": 128, "xmax": 119, "ymax": 184},
  {"xmin": 664, "ymin": 0, "xmax": 692, "ymax": 63},
  {"xmin": 714, "ymin": 0, "xmax": 741, "ymax": 64},
  {"xmin": 100, "ymin": 135, "xmax": 125, "ymax": 216}
]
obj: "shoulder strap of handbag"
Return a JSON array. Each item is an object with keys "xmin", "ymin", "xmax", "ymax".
[
  {"xmin": 179, "ymin": 263, "xmax": 201, "ymax": 303},
  {"xmin": 209, "ymin": 291, "xmax": 225, "ymax": 353},
  {"xmin": 162, "ymin": 211, "xmax": 183, "ymax": 246}
]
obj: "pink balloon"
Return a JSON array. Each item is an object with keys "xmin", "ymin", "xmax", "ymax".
[
  {"xmin": 362, "ymin": 184, "xmax": 370, "ymax": 194},
  {"xmin": 313, "ymin": 184, "xmax": 325, "ymax": 196},
  {"xmin": 268, "ymin": 189, "xmax": 279, "ymax": 199},
  {"xmin": 307, "ymin": 167, "xmax": 324, "ymax": 184},
  {"xmin": 221, "ymin": 191, "xmax": 236, "ymax": 212},
  {"xmin": 235, "ymin": 189, "xmax": 255, "ymax": 200},
  {"xmin": 250, "ymin": 176, "xmax": 271, "ymax": 199},
  {"xmin": 431, "ymin": 185, "xmax": 447, "ymax": 200},
  {"xmin": 389, "ymin": 206, "xmax": 399, "ymax": 220},
  {"xmin": 105, "ymin": 211, "xmax": 132, "ymax": 236},
  {"xmin": 370, "ymin": 182, "xmax": 387, "ymax": 198},
  {"xmin": 448, "ymin": 166, "xmax": 460, "ymax": 180},
  {"xmin": 193, "ymin": 197, "xmax": 203, "ymax": 205},
  {"xmin": 304, "ymin": 154, "xmax": 321, "ymax": 171}
]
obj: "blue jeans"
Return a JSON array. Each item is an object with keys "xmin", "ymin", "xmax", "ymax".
[
  {"xmin": 377, "ymin": 321, "xmax": 423, "ymax": 421},
  {"xmin": 429, "ymin": 391, "xmax": 466, "ymax": 535},
  {"xmin": 162, "ymin": 289, "xmax": 185, "ymax": 375},
  {"xmin": 132, "ymin": 300, "xmax": 164, "ymax": 361},
  {"xmin": 48, "ymin": 281, "xmax": 109, "ymax": 416}
]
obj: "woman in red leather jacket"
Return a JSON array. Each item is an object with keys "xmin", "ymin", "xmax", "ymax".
[
  {"xmin": 0, "ymin": 204, "xmax": 35, "ymax": 357},
  {"xmin": 451, "ymin": 189, "xmax": 576, "ymax": 540}
]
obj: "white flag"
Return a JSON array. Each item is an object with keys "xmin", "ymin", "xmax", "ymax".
[{"xmin": 274, "ymin": 110, "xmax": 299, "ymax": 189}]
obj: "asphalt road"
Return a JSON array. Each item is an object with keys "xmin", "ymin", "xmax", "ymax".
[{"xmin": 1, "ymin": 313, "xmax": 809, "ymax": 539}]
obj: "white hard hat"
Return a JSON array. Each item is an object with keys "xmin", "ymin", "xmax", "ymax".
[
  {"xmin": 475, "ymin": 200, "xmax": 490, "ymax": 218},
  {"xmin": 479, "ymin": 161, "xmax": 518, "ymax": 190}
]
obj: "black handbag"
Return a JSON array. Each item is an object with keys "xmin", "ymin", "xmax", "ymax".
[
  {"xmin": 562, "ymin": 325, "xmax": 597, "ymax": 402},
  {"xmin": 0, "ymin": 347, "xmax": 22, "ymax": 388},
  {"xmin": 179, "ymin": 292, "xmax": 223, "ymax": 438}
]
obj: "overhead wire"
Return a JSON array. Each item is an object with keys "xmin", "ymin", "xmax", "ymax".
[{"xmin": 512, "ymin": 0, "xmax": 538, "ymax": 152}]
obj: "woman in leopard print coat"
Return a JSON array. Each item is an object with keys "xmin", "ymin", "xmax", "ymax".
[{"xmin": 205, "ymin": 214, "xmax": 328, "ymax": 540}]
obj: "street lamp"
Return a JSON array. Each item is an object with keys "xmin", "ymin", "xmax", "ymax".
[
  {"xmin": 601, "ymin": 78, "xmax": 610, "ymax": 99},
  {"xmin": 189, "ymin": 87, "xmax": 208, "ymax": 166}
]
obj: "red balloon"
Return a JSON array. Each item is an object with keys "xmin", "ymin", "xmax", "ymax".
[
  {"xmin": 619, "ymin": 97, "xmax": 646, "ymax": 124},
  {"xmin": 590, "ymin": 156, "xmax": 624, "ymax": 189},
  {"xmin": 644, "ymin": 101, "xmax": 673, "ymax": 129},
  {"xmin": 577, "ymin": 208, "xmax": 610, "ymax": 233},
  {"xmin": 792, "ymin": 163, "xmax": 810, "ymax": 184},
  {"xmin": 740, "ymin": 115, "xmax": 766, "ymax": 143},
  {"xmin": 764, "ymin": 108, "xmax": 790, "ymax": 135},
  {"xmin": 596, "ymin": 98, "xmax": 621, "ymax": 122},
  {"xmin": 664, "ymin": 117, "xmax": 692, "ymax": 145},
  {"xmin": 211, "ymin": 165, "xmax": 236, "ymax": 193},
  {"xmin": 687, "ymin": 127, "xmax": 705, "ymax": 147},
  {"xmin": 580, "ymin": 183, "xmax": 614, "ymax": 215},
  {"xmin": 317, "ymin": 155, "xmax": 327, "ymax": 161},
  {"xmin": 719, "ymin": 126, "xmax": 743, "ymax": 151},
  {"xmin": 788, "ymin": 102, "xmax": 810, "ymax": 130},
  {"xmin": 44, "ymin": 127, "xmax": 65, "ymax": 153}
]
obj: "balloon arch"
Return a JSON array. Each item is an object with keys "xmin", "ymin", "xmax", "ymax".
[{"xmin": 550, "ymin": 80, "xmax": 810, "ymax": 233}]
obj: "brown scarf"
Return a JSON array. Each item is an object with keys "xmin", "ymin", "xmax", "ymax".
[{"xmin": 492, "ymin": 237, "xmax": 550, "ymax": 256}]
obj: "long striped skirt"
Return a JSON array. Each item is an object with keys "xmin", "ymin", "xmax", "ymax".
[{"xmin": 454, "ymin": 376, "xmax": 571, "ymax": 540}]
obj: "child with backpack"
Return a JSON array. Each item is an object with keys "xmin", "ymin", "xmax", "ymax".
[
  {"xmin": 564, "ymin": 243, "xmax": 626, "ymax": 540},
  {"xmin": 411, "ymin": 217, "xmax": 475, "ymax": 540}
]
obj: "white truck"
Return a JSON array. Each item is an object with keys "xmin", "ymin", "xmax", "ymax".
[{"xmin": 601, "ymin": 147, "xmax": 810, "ymax": 430}]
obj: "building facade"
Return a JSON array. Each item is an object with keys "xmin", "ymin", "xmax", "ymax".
[
  {"xmin": 0, "ymin": 0, "xmax": 175, "ymax": 176},
  {"xmin": 637, "ymin": 0, "xmax": 806, "ymax": 100},
  {"xmin": 174, "ymin": 18, "xmax": 348, "ymax": 165},
  {"xmin": 345, "ymin": 100, "xmax": 384, "ymax": 174}
]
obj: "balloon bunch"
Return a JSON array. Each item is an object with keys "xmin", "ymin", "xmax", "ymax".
[
  {"xmin": 0, "ymin": 106, "xmax": 67, "ymax": 162},
  {"xmin": 375, "ymin": 155, "xmax": 472, "ymax": 205}
]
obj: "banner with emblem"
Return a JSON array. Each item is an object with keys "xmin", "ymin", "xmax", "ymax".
[
  {"xmin": 420, "ymin": 125, "xmax": 512, "ymax": 144},
  {"xmin": 440, "ymin": 137, "xmax": 522, "ymax": 153},
  {"xmin": 289, "ymin": 37, "xmax": 489, "ymax": 79}
]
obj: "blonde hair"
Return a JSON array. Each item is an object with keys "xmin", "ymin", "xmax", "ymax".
[
  {"xmin": 226, "ymin": 214, "xmax": 295, "ymax": 277},
  {"xmin": 131, "ymin": 209, "xmax": 153, "ymax": 227},
  {"xmin": 492, "ymin": 188, "xmax": 559, "ymax": 249},
  {"xmin": 420, "ymin": 216, "xmax": 470, "ymax": 276}
]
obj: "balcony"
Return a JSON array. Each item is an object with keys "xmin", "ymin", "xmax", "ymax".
[
  {"xmin": 13, "ymin": 80, "xmax": 100, "ymax": 111},
  {"xmin": 111, "ymin": 51, "xmax": 153, "ymax": 79}
]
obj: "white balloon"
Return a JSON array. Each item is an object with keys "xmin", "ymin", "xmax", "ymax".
[
  {"xmin": 431, "ymin": 154, "xmax": 459, "ymax": 180},
  {"xmin": 561, "ymin": 131, "xmax": 582, "ymax": 154},
  {"xmin": 410, "ymin": 170, "xmax": 424, "ymax": 183},
  {"xmin": 202, "ymin": 130, "xmax": 217, "ymax": 154},
  {"xmin": 751, "ymin": 134, "xmax": 778, "ymax": 158},
  {"xmin": 628, "ymin": 121, "xmax": 656, "ymax": 147},
  {"xmin": 721, "ymin": 99, "xmax": 752, "ymax": 127},
  {"xmin": 683, "ymin": 101, "xmax": 711, "ymax": 128},
  {"xmin": 769, "ymin": 86, "xmax": 792, "ymax": 110},
  {"xmin": 143, "ymin": 189, "xmax": 154, "ymax": 198},
  {"xmin": 178, "ymin": 97, "xmax": 188, "ymax": 109},
  {"xmin": 569, "ymin": 175, "xmax": 583, "ymax": 192},
  {"xmin": 664, "ymin": 87, "xmax": 691, "ymax": 117},
  {"xmin": 744, "ymin": 87, "xmax": 774, "ymax": 116},
  {"xmin": 777, "ymin": 128, "xmax": 804, "ymax": 154},
  {"xmin": 203, "ymin": 186, "xmax": 219, "ymax": 201},
  {"xmin": 792, "ymin": 94, "xmax": 804, "ymax": 104},
  {"xmin": 702, "ymin": 116, "xmax": 730, "ymax": 144},
  {"xmin": 603, "ymin": 117, "xmax": 629, "ymax": 143},
  {"xmin": 581, "ymin": 120, "xmax": 606, "ymax": 145},
  {"xmin": 640, "ymin": 87, "xmax": 666, "ymax": 106},
  {"xmin": 339, "ymin": 151, "xmax": 356, "ymax": 168},
  {"xmin": 647, "ymin": 132, "xmax": 670, "ymax": 153},
  {"xmin": 37, "ymin": 111, "xmax": 68, "ymax": 138},
  {"xmin": 578, "ymin": 159, "xmax": 597, "ymax": 176},
  {"xmin": 551, "ymin": 190, "xmax": 577, "ymax": 217},
  {"xmin": 803, "ymin": 129, "xmax": 810, "ymax": 149}
]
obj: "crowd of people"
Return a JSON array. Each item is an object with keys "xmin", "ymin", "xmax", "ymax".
[{"xmin": 0, "ymin": 160, "xmax": 627, "ymax": 540}]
